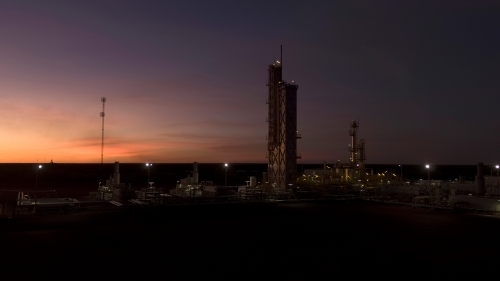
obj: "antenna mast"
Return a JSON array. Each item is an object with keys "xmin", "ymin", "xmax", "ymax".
[{"xmin": 100, "ymin": 97, "xmax": 106, "ymax": 164}]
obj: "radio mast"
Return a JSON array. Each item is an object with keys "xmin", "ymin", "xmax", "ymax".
[{"xmin": 100, "ymin": 97, "xmax": 106, "ymax": 164}]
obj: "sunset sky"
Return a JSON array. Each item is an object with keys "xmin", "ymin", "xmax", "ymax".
[{"xmin": 1, "ymin": 0, "xmax": 499, "ymax": 164}]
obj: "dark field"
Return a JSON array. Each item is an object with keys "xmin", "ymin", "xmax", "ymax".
[{"xmin": 1, "ymin": 200, "xmax": 498, "ymax": 280}]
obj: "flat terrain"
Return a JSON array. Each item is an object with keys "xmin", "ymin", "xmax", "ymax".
[{"xmin": 1, "ymin": 200, "xmax": 498, "ymax": 280}]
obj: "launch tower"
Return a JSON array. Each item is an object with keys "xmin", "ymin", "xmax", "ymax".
[{"xmin": 266, "ymin": 47, "xmax": 300, "ymax": 189}]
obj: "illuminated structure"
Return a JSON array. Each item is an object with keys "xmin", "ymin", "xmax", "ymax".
[
  {"xmin": 266, "ymin": 46, "xmax": 300, "ymax": 189},
  {"xmin": 358, "ymin": 138, "xmax": 366, "ymax": 179},
  {"xmin": 349, "ymin": 120, "xmax": 358, "ymax": 167},
  {"xmin": 348, "ymin": 120, "xmax": 366, "ymax": 180}
]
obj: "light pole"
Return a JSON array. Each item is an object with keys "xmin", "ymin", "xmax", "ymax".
[
  {"xmin": 35, "ymin": 165, "xmax": 42, "ymax": 213},
  {"xmin": 146, "ymin": 163, "xmax": 152, "ymax": 187},
  {"xmin": 425, "ymin": 164, "xmax": 430, "ymax": 204},
  {"xmin": 496, "ymin": 165, "xmax": 499, "ymax": 197},
  {"xmin": 399, "ymin": 164, "xmax": 403, "ymax": 183},
  {"xmin": 425, "ymin": 165, "xmax": 430, "ymax": 185},
  {"xmin": 224, "ymin": 163, "xmax": 228, "ymax": 187}
]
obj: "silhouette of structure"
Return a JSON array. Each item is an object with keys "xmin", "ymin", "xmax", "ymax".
[
  {"xmin": 349, "ymin": 120, "xmax": 358, "ymax": 167},
  {"xmin": 358, "ymin": 138, "xmax": 366, "ymax": 179},
  {"xmin": 327, "ymin": 120, "xmax": 367, "ymax": 183},
  {"xmin": 348, "ymin": 120, "xmax": 366, "ymax": 180},
  {"xmin": 266, "ymin": 46, "xmax": 300, "ymax": 189},
  {"xmin": 100, "ymin": 97, "xmax": 106, "ymax": 164}
]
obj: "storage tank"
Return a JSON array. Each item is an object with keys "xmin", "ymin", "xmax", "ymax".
[{"xmin": 250, "ymin": 176, "xmax": 257, "ymax": 187}]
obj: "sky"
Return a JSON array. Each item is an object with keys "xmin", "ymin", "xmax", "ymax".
[{"xmin": 0, "ymin": 0, "xmax": 499, "ymax": 165}]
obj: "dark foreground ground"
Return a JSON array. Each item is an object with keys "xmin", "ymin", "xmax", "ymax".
[{"xmin": 1, "ymin": 200, "xmax": 499, "ymax": 280}]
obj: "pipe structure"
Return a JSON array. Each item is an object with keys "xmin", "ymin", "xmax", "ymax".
[
  {"xmin": 347, "ymin": 120, "xmax": 359, "ymax": 181},
  {"xmin": 358, "ymin": 139, "xmax": 366, "ymax": 179},
  {"xmin": 348, "ymin": 120, "xmax": 358, "ymax": 166}
]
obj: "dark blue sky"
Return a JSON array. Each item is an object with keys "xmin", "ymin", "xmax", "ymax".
[{"xmin": 0, "ymin": 0, "xmax": 499, "ymax": 164}]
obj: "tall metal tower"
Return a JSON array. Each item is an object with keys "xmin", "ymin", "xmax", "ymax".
[
  {"xmin": 100, "ymin": 97, "xmax": 106, "ymax": 164},
  {"xmin": 348, "ymin": 120, "xmax": 358, "ymax": 166},
  {"xmin": 266, "ymin": 46, "xmax": 301, "ymax": 189},
  {"xmin": 358, "ymin": 139, "xmax": 366, "ymax": 179},
  {"xmin": 347, "ymin": 120, "xmax": 368, "ymax": 180}
]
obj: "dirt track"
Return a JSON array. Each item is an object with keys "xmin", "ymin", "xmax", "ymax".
[{"xmin": 1, "ymin": 200, "xmax": 498, "ymax": 280}]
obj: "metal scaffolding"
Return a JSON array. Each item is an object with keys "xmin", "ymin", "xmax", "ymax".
[{"xmin": 266, "ymin": 46, "xmax": 300, "ymax": 190}]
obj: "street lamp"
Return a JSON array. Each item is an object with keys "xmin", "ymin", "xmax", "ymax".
[
  {"xmin": 224, "ymin": 163, "xmax": 228, "ymax": 187},
  {"xmin": 35, "ymin": 165, "xmax": 42, "ymax": 213},
  {"xmin": 399, "ymin": 165, "xmax": 403, "ymax": 183},
  {"xmin": 425, "ymin": 165, "xmax": 430, "ymax": 185},
  {"xmin": 496, "ymin": 165, "xmax": 499, "ymax": 197},
  {"xmin": 425, "ymin": 164, "xmax": 430, "ymax": 204},
  {"xmin": 146, "ymin": 163, "xmax": 152, "ymax": 187}
]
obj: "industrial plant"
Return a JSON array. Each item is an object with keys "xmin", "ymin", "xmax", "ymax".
[{"xmin": 0, "ymin": 48, "xmax": 499, "ymax": 218}]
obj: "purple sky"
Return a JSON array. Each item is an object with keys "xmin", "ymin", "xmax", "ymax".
[{"xmin": 0, "ymin": 0, "xmax": 499, "ymax": 164}]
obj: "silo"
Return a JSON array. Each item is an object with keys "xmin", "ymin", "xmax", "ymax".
[{"xmin": 250, "ymin": 176, "xmax": 257, "ymax": 187}]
